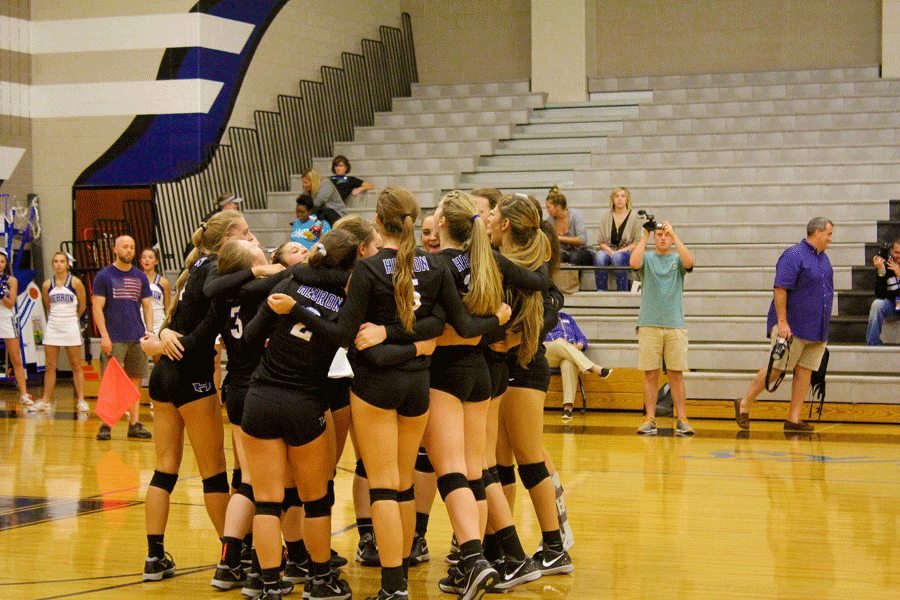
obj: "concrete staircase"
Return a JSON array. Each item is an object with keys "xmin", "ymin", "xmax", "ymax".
[{"xmin": 242, "ymin": 66, "xmax": 900, "ymax": 418}]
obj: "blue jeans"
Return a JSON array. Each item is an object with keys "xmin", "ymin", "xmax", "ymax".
[
  {"xmin": 594, "ymin": 250, "xmax": 631, "ymax": 291},
  {"xmin": 866, "ymin": 298, "xmax": 900, "ymax": 345}
]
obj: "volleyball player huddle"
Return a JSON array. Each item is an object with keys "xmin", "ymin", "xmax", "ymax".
[{"xmin": 139, "ymin": 187, "xmax": 573, "ymax": 600}]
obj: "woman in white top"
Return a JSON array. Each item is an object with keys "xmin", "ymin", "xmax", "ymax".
[
  {"xmin": 32, "ymin": 252, "xmax": 87, "ymax": 412},
  {"xmin": 140, "ymin": 248, "xmax": 171, "ymax": 337},
  {"xmin": 0, "ymin": 249, "xmax": 31, "ymax": 406}
]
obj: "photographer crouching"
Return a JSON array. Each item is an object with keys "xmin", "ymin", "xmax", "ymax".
[
  {"xmin": 735, "ymin": 218, "xmax": 834, "ymax": 433},
  {"xmin": 865, "ymin": 239, "xmax": 900, "ymax": 345}
]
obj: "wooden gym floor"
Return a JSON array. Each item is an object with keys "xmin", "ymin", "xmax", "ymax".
[{"xmin": 0, "ymin": 385, "xmax": 898, "ymax": 600}]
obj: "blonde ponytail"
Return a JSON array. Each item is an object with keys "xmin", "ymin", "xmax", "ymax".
[
  {"xmin": 376, "ymin": 187, "xmax": 421, "ymax": 332},
  {"xmin": 438, "ymin": 190, "xmax": 502, "ymax": 315},
  {"xmin": 497, "ymin": 194, "xmax": 551, "ymax": 366}
]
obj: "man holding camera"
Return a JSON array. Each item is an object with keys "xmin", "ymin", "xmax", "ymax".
[
  {"xmin": 630, "ymin": 218, "xmax": 694, "ymax": 435},
  {"xmin": 865, "ymin": 239, "xmax": 900, "ymax": 345},
  {"xmin": 735, "ymin": 217, "xmax": 834, "ymax": 433}
]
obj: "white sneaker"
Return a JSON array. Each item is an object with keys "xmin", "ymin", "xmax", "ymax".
[
  {"xmin": 28, "ymin": 400, "xmax": 52, "ymax": 412},
  {"xmin": 77, "ymin": 400, "xmax": 89, "ymax": 412},
  {"xmin": 20, "ymin": 394, "xmax": 33, "ymax": 406}
]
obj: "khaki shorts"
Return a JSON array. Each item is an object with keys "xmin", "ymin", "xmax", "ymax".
[
  {"xmin": 769, "ymin": 326, "xmax": 826, "ymax": 372},
  {"xmin": 637, "ymin": 327, "xmax": 688, "ymax": 372},
  {"xmin": 101, "ymin": 341, "xmax": 149, "ymax": 380}
]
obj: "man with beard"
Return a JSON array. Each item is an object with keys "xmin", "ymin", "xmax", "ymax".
[{"xmin": 92, "ymin": 235, "xmax": 154, "ymax": 440}]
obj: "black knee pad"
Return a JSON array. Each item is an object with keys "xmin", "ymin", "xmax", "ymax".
[
  {"xmin": 231, "ymin": 468, "xmax": 242, "ymax": 489},
  {"xmin": 469, "ymin": 477, "xmax": 487, "ymax": 502},
  {"xmin": 149, "ymin": 470, "xmax": 178, "ymax": 494},
  {"xmin": 369, "ymin": 488, "xmax": 397, "ymax": 504},
  {"xmin": 282, "ymin": 487, "xmax": 302, "ymax": 512},
  {"xmin": 488, "ymin": 466, "xmax": 500, "ymax": 486},
  {"xmin": 397, "ymin": 486, "xmax": 414, "ymax": 503},
  {"xmin": 255, "ymin": 501, "xmax": 283, "ymax": 518},
  {"xmin": 203, "ymin": 472, "xmax": 230, "ymax": 494},
  {"xmin": 436, "ymin": 472, "xmax": 469, "ymax": 501},
  {"xmin": 481, "ymin": 469, "xmax": 494, "ymax": 487},
  {"xmin": 517, "ymin": 461, "xmax": 550, "ymax": 490},
  {"xmin": 355, "ymin": 459, "xmax": 367, "ymax": 479},
  {"xmin": 496, "ymin": 464, "xmax": 516, "ymax": 487},
  {"xmin": 415, "ymin": 447, "xmax": 434, "ymax": 473},
  {"xmin": 304, "ymin": 493, "xmax": 333, "ymax": 518},
  {"xmin": 236, "ymin": 482, "xmax": 255, "ymax": 503},
  {"xmin": 325, "ymin": 479, "xmax": 335, "ymax": 510}
]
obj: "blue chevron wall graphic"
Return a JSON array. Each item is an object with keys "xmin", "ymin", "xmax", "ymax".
[{"xmin": 76, "ymin": 0, "xmax": 290, "ymax": 187}]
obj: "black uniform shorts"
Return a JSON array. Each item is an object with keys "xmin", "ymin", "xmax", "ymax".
[
  {"xmin": 485, "ymin": 348, "xmax": 509, "ymax": 399},
  {"xmin": 149, "ymin": 355, "xmax": 217, "ymax": 408},
  {"xmin": 324, "ymin": 376, "xmax": 352, "ymax": 413},
  {"xmin": 430, "ymin": 346, "xmax": 490, "ymax": 403},
  {"xmin": 222, "ymin": 379, "xmax": 250, "ymax": 426},
  {"xmin": 352, "ymin": 366, "xmax": 429, "ymax": 418},
  {"xmin": 507, "ymin": 346, "xmax": 551, "ymax": 393},
  {"xmin": 242, "ymin": 383, "xmax": 327, "ymax": 447}
]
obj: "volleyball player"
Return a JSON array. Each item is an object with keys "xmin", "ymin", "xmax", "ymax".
[
  {"xmin": 240, "ymin": 230, "xmax": 361, "ymax": 600},
  {"xmin": 33, "ymin": 251, "xmax": 87, "ymax": 412},
  {"xmin": 206, "ymin": 239, "xmax": 284, "ymax": 590},
  {"xmin": 488, "ymin": 195, "xmax": 573, "ymax": 576},
  {"xmin": 285, "ymin": 187, "xmax": 510, "ymax": 600},
  {"xmin": 138, "ymin": 210, "xmax": 276, "ymax": 581}
]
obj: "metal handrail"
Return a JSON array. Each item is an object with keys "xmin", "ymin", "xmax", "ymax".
[{"xmin": 154, "ymin": 14, "xmax": 418, "ymax": 272}]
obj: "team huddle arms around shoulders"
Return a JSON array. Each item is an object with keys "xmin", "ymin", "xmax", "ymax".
[{"xmin": 136, "ymin": 187, "xmax": 594, "ymax": 600}]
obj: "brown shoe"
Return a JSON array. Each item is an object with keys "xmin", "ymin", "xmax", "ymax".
[
  {"xmin": 784, "ymin": 419, "xmax": 814, "ymax": 433},
  {"xmin": 734, "ymin": 399, "xmax": 749, "ymax": 429}
]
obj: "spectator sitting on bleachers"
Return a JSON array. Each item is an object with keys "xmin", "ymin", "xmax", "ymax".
[
  {"xmin": 329, "ymin": 155, "xmax": 374, "ymax": 200},
  {"xmin": 290, "ymin": 193, "xmax": 331, "ymax": 249},
  {"xmin": 545, "ymin": 186, "xmax": 593, "ymax": 266},
  {"xmin": 866, "ymin": 238, "xmax": 900, "ymax": 345},
  {"xmin": 420, "ymin": 214, "xmax": 439, "ymax": 253},
  {"xmin": 545, "ymin": 311, "xmax": 611, "ymax": 420},
  {"xmin": 593, "ymin": 186, "xmax": 643, "ymax": 292},
  {"xmin": 301, "ymin": 168, "xmax": 344, "ymax": 226}
]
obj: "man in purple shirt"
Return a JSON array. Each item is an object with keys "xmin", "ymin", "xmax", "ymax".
[
  {"xmin": 92, "ymin": 235, "xmax": 154, "ymax": 440},
  {"xmin": 735, "ymin": 217, "xmax": 834, "ymax": 433}
]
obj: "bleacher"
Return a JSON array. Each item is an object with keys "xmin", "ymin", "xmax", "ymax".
[{"xmin": 242, "ymin": 65, "xmax": 900, "ymax": 423}]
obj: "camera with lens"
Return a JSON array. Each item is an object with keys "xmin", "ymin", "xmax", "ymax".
[
  {"xmin": 637, "ymin": 209, "xmax": 662, "ymax": 233},
  {"xmin": 877, "ymin": 243, "xmax": 892, "ymax": 262},
  {"xmin": 771, "ymin": 336, "xmax": 789, "ymax": 361}
]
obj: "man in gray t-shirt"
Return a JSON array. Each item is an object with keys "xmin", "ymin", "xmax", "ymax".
[{"xmin": 630, "ymin": 221, "xmax": 694, "ymax": 435}]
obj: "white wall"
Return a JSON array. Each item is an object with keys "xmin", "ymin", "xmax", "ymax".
[{"xmin": 27, "ymin": 0, "xmax": 401, "ymax": 276}]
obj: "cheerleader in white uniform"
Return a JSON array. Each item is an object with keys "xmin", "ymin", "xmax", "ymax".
[
  {"xmin": 31, "ymin": 252, "xmax": 87, "ymax": 411},
  {"xmin": 141, "ymin": 248, "xmax": 171, "ymax": 337},
  {"xmin": 0, "ymin": 249, "xmax": 33, "ymax": 406}
]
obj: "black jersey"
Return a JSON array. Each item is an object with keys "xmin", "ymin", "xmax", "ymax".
[
  {"xmin": 246, "ymin": 276, "xmax": 345, "ymax": 390},
  {"xmin": 330, "ymin": 175, "xmax": 365, "ymax": 200},
  {"xmin": 481, "ymin": 252, "xmax": 551, "ymax": 346},
  {"xmin": 287, "ymin": 248, "xmax": 499, "ymax": 371},
  {"xmin": 163, "ymin": 255, "xmax": 222, "ymax": 363},
  {"xmin": 217, "ymin": 275, "xmax": 283, "ymax": 386}
]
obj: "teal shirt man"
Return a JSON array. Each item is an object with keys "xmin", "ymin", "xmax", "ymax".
[
  {"xmin": 637, "ymin": 252, "xmax": 688, "ymax": 328},
  {"xmin": 630, "ymin": 221, "xmax": 694, "ymax": 435}
]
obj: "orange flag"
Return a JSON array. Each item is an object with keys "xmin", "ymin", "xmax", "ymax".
[{"xmin": 95, "ymin": 357, "xmax": 140, "ymax": 428}]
